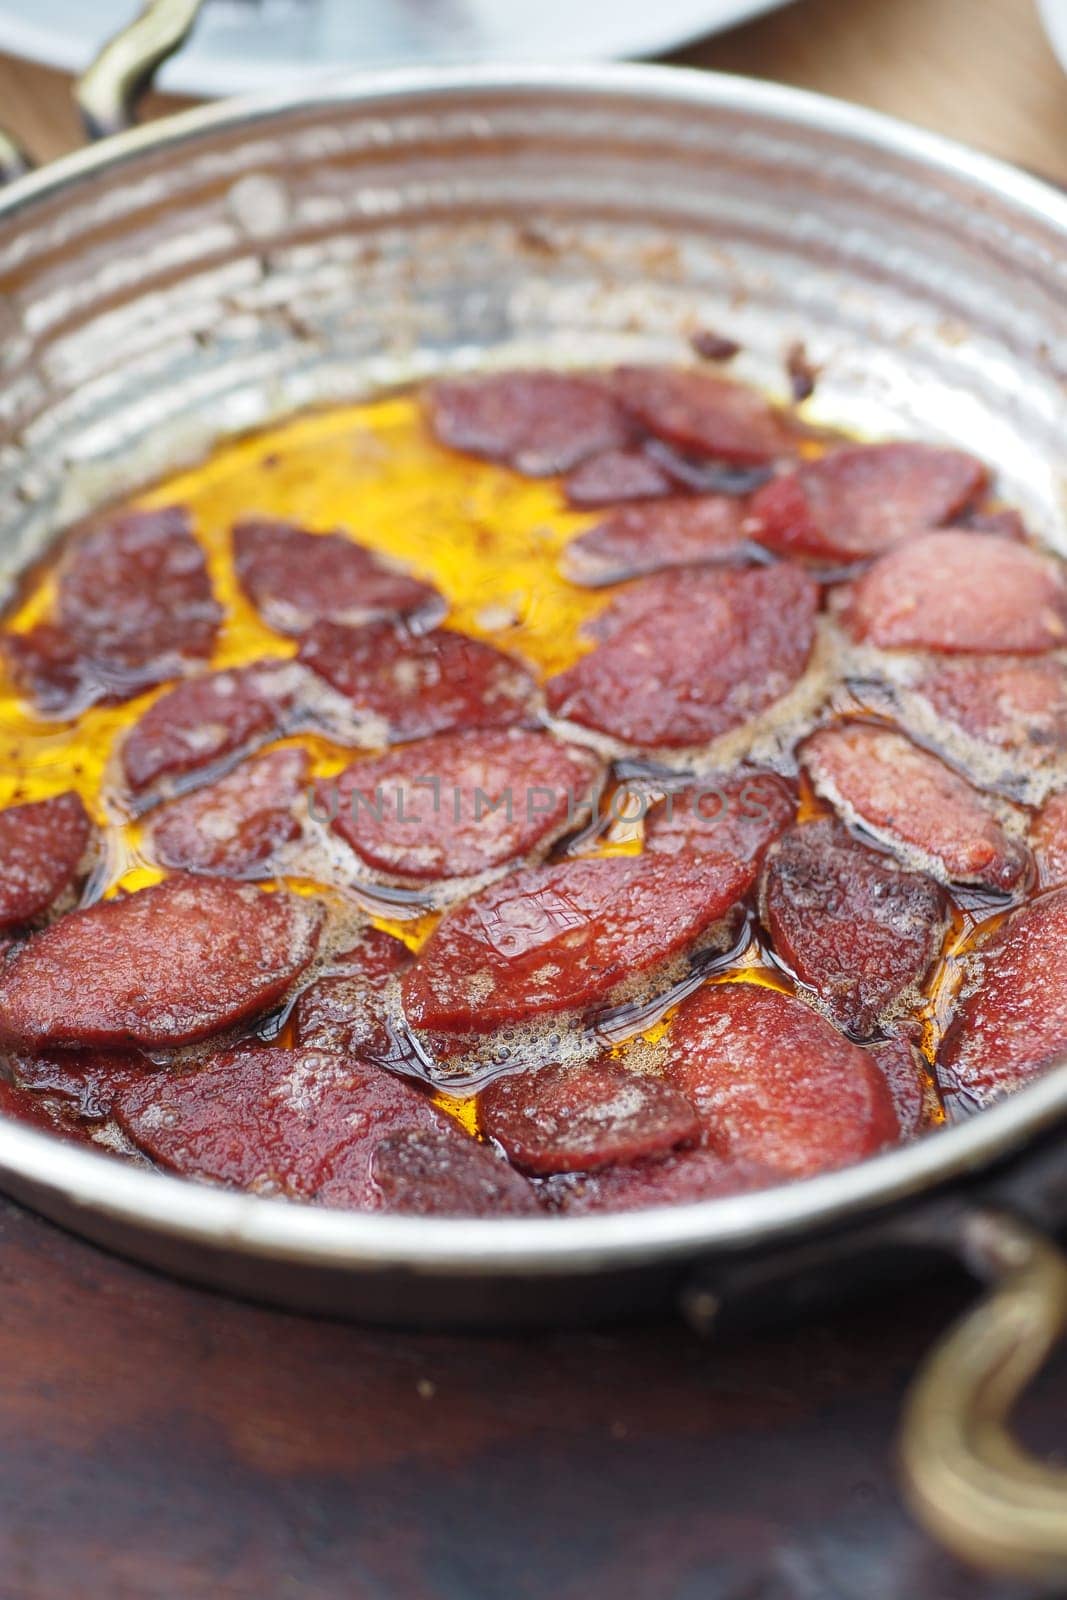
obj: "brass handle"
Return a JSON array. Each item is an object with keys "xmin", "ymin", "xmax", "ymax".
[
  {"xmin": 0, "ymin": 0, "xmax": 205, "ymax": 183},
  {"xmin": 76, "ymin": 0, "xmax": 206, "ymax": 140},
  {"xmin": 900, "ymin": 1209, "xmax": 1067, "ymax": 1582}
]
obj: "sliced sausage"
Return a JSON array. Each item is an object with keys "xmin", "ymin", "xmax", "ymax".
[
  {"xmin": 318, "ymin": 728, "xmax": 602, "ymax": 884},
  {"xmin": 545, "ymin": 564, "xmax": 818, "ymax": 751},
  {"xmin": 561, "ymin": 497, "xmax": 752, "ymax": 587},
  {"xmin": 426, "ymin": 370, "xmax": 631, "ymax": 476},
  {"xmin": 120, "ymin": 660, "xmax": 298, "ymax": 799},
  {"xmin": 299, "ymin": 620, "xmax": 539, "ymax": 743},
  {"xmin": 1030, "ymin": 791, "xmax": 1067, "ymax": 888},
  {"xmin": 232, "ymin": 517, "xmax": 444, "ymax": 636},
  {"xmin": 401, "ymin": 852, "xmax": 750, "ymax": 1036},
  {"xmin": 760, "ymin": 818, "xmax": 949, "ymax": 1037},
  {"xmin": 563, "ymin": 448, "xmax": 674, "ymax": 508},
  {"xmin": 846, "ymin": 530, "xmax": 1067, "ymax": 653},
  {"xmin": 644, "ymin": 770, "xmax": 796, "ymax": 870},
  {"xmin": 114, "ymin": 1047, "xmax": 448, "ymax": 1208},
  {"xmin": 750, "ymin": 442, "xmax": 987, "ymax": 562},
  {"xmin": 147, "ymin": 746, "xmax": 310, "ymax": 876},
  {"xmin": 478, "ymin": 1057, "xmax": 699, "ymax": 1175},
  {"xmin": 802, "ymin": 723, "xmax": 1030, "ymax": 891},
  {"xmin": 0, "ymin": 875, "xmax": 323, "ymax": 1050},
  {"xmin": 3, "ymin": 508, "xmax": 221, "ymax": 714},
  {"xmin": 610, "ymin": 366, "xmax": 787, "ymax": 463},
  {"xmin": 292, "ymin": 927, "xmax": 412, "ymax": 1057},
  {"xmin": 12, "ymin": 1048, "xmax": 151, "ymax": 1120},
  {"xmin": 0, "ymin": 792, "xmax": 92, "ymax": 929},
  {"xmin": 370, "ymin": 1130, "xmax": 541, "ymax": 1215},
  {"xmin": 552, "ymin": 1148, "xmax": 774, "ymax": 1213},
  {"xmin": 664, "ymin": 983, "xmax": 901, "ymax": 1178},
  {"xmin": 938, "ymin": 889, "xmax": 1067, "ymax": 1107},
  {"xmin": 908, "ymin": 657, "xmax": 1067, "ymax": 789}
]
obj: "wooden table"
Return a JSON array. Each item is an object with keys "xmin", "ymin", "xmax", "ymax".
[{"xmin": 0, "ymin": 2, "xmax": 1066, "ymax": 1596}]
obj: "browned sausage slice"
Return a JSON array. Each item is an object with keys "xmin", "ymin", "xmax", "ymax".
[
  {"xmin": 148, "ymin": 747, "xmax": 310, "ymax": 876},
  {"xmin": 114, "ymin": 1047, "xmax": 448, "ymax": 1208},
  {"xmin": 562, "ymin": 448, "xmax": 674, "ymax": 508},
  {"xmin": 299, "ymin": 621, "xmax": 539, "ymax": 743},
  {"xmin": 846, "ymin": 531, "xmax": 1067, "ymax": 653},
  {"xmin": 938, "ymin": 889, "xmax": 1067, "ymax": 1107},
  {"xmin": 802, "ymin": 723, "xmax": 1029, "ymax": 891},
  {"xmin": 643, "ymin": 770, "xmax": 796, "ymax": 870},
  {"xmin": 3, "ymin": 508, "xmax": 221, "ymax": 714},
  {"xmin": 479, "ymin": 1057, "xmax": 699, "ymax": 1175},
  {"xmin": 293, "ymin": 927, "xmax": 412, "ymax": 1057},
  {"xmin": 370, "ymin": 1130, "xmax": 541, "ymax": 1215},
  {"xmin": 545, "ymin": 565, "xmax": 818, "ymax": 750},
  {"xmin": 610, "ymin": 366, "xmax": 788, "ymax": 463},
  {"xmin": 120, "ymin": 660, "xmax": 297, "ymax": 798},
  {"xmin": 426, "ymin": 371, "xmax": 631, "ymax": 476},
  {"xmin": 0, "ymin": 792, "xmax": 92, "ymax": 929},
  {"xmin": 319, "ymin": 728, "xmax": 601, "ymax": 883},
  {"xmin": 760, "ymin": 818, "xmax": 949, "ymax": 1037},
  {"xmin": 0, "ymin": 875, "xmax": 323, "ymax": 1049},
  {"xmin": 750, "ymin": 443, "xmax": 986, "ymax": 562},
  {"xmin": 233, "ymin": 518, "xmax": 444, "ymax": 636},
  {"xmin": 664, "ymin": 983, "xmax": 900, "ymax": 1179},
  {"xmin": 561, "ymin": 497, "xmax": 752, "ymax": 587},
  {"xmin": 401, "ymin": 853, "xmax": 750, "ymax": 1036}
]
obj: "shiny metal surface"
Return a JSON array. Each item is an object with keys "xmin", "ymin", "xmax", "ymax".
[{"xmin": 0, "ymin": 66, "xmax": 1066, "ymax": 1324}]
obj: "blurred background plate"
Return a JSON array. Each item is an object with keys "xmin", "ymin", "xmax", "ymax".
[
  {"xmin": 0, "ymin": 0, "xmax": 794, "ymax": 96},
  {"xmin": 1037, "ymin": 0, "xmax": 1067, "ymax": 75}
]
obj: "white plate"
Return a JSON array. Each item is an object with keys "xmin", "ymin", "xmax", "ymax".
[
  {"xmin": 0, "ymin": 0, "xmax": 793, "ymax": 97},
  {"xmin": 1037, "ymin": 0, "xmax": 1067, "ymax": 75}
]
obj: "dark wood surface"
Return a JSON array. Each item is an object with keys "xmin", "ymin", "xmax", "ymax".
[{"xmin": 0, "ymin": 1194, "xmax": 1062, "ymax": 1599}]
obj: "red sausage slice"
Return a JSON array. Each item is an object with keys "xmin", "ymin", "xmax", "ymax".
[
  {"xmin": 938, "ymin": 889, "xmax": 1067, "ymax": 1107},
  {"xmin": 750, "ymin": 443, "xmax": 987, "ymax": 562},
  {"xmin": 120, "ymin": 660, "xmax": 298, "ymax": 799},
  {"xmin": 293, "ymin": 927, "xmax": 412, "ymax": 1056},
  {"xmin": 552, "ymin": 1148, "xmax": 774, "ymax": 1213},
  {"xmin": 561, "ymin": 497, "xmax": 752, "ymax": 587},
  {"xmin": 909, "ymin": 657, "xmax": 1067, "ymax": 785},
  {"xmin": 299, "ymin": 621, "xmax": 539, "ymax": 743},
  {"xmin": 644, "ymin": 770, "xmax": 796, "ymax": 870},
  {"xmin": 319, "ymin": 728, "xmax": 601, "ymax": 884},
  {"xmin": 0, "ymin": 792, "xmax": 92, "ymax": 929},
  {"xmin": 148, "ymin": 746, "xmax": 310, "ymax": 877},
  {"xmin": 546, "ymin": 565, "xmax": 818, "ymax": 750},
  {"xmin": 0, "ymin": 1077, "xmax": 94, "ymax": 1143},
  {"xmin": 114, "ymin": 1047, "xmax": 447, "ymax": 1207},
  {"xmin": 664, "ymin": 983, "xmax": 900, "ymax": 1179},
  {"xmin": 479, "ymin": 1057, "xmax": 699, "ymax": 1175},
  {"xmin": 802, "ymin": 723, "xmax": 1029, "ymax": 891},
  {"xmin": 370, "ymin": 1130, "xmax": 540, "ymax": 1216},
  {"xmin": 846, "ymin": 531, "xmax": 1067, "ymax": 654},
  {"xmin": 0, "ymin": 875, "xmax": 323, "ymax": 1050},
  {"xmin": 1030, "ymin": 792, "xmax": 1067, "ymax": 888},
  {"xmin": 401, "ymin": 852, "xmax": 749, "ymax": 1037},
  {"xmin": 610, "ymin": 366, "xmax": 787, "ymax": 464},
  {"xmin": 426, "ymin": 371, "xmax": 631, "ymax": 476},
  {"xmin": 873, "ymin": 1034, "xmax": 933, "ymax": 1140},
  {"xmin": 3, "ymin": 508, "xmax": 221, "ymax": 715},
  {"xmin": 563, "ymin": 448, "xmax": 674, "ymax": 508},
  {"xmin": 760, "ymin": 818, "xmax": 949, "ymax": 1037},
  {"xmin": 232, "ymin": 518, "xmax": 444, "ymax": 636},
  {"xmin": 12, "ymin": 1048, "xmax": 150, "ymax": 1120}
]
